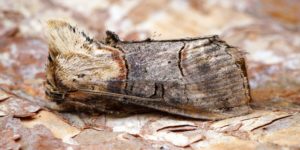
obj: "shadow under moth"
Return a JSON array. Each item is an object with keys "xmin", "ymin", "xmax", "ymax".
[{"xmin": 45, "ymin": 20, "xmax": 251, "ymax": 120}]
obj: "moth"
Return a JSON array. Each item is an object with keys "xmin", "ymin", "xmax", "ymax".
[{"xmin": 45, "ymin": 20, "xmax": 251, "ymax": 120}]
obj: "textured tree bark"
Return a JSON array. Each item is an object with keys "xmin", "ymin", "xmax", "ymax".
[{"xmin": 45, "ymin": 20, "xmax": 251, "ymax": 120}]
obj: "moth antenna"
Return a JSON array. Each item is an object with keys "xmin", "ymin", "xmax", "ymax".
[{"xmin": 79, "ymin": 89, "xmax": 162, "ymax": 102}]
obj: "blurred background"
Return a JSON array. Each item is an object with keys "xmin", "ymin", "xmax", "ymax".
[
  {"xmin": 0, "ymin": 0, "xmax": 300, "ymax": 107},
  {"xmin": 1, "ymin": 1, "xmax": 300, "ymax": 149}
]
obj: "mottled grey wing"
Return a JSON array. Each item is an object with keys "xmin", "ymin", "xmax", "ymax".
[{"xmin": 81, "ymin": 36, "xmax": 251, "ymax": 120}]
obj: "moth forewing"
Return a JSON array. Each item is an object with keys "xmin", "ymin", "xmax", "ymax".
[{"xmin": 45, "ymin": 20, "xmax": 251, "ymax": 120}]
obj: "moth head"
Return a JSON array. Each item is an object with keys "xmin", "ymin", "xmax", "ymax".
[{"xmin": 45, "ymin": 20, "xmax": 127, "ymax": 92}]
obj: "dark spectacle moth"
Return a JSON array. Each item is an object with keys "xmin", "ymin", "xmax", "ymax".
[{"xmin": 45, "ymin": 20, "xmax": 251, "ymax": 120}]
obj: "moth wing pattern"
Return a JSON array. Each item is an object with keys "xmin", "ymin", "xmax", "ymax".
[
  {"xmin": 45, "ymin": 20, "xmax": 251, "ymax": 120},
  {"xmin": 113, "ymin": 36, "xmax": 251, "ymax": 119}
]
